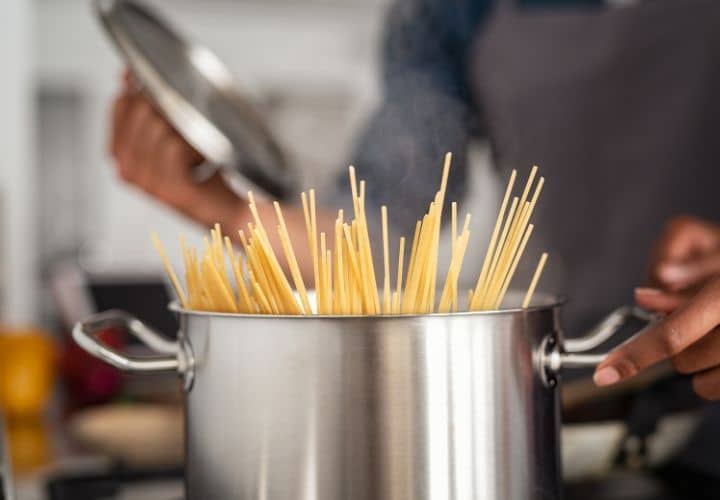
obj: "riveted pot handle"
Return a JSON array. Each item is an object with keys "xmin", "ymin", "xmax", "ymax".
[
  {"xmin": 565, "ymin": 306, "xmax": 656, "ymax": 354},
  {"xmin": 540, "ymin": 306, "xmax": 661, "ymax": 381},
  {"xmin": 73, "ymin": 309, "xmax": 186, "ymax": 373}
]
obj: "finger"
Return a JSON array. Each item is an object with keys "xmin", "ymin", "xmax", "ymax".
[
  {"xmin": 133, "ymin": 117, "xmax": 174, "ymax": 192},
  {"xmin": 673, "ymin": 327, "xmax": 720, "ymax": 375},
  {"xmin": 121, "ymin": 97, "xmax": 155, "ymax": 165},
  {"xmin": 163, "ymin": 130, "xmax": 203, "ymax": 168},
  {"xmin": 135, "ymin": 108, "xmax": 172, "ymax": 165},
  {"xmin": 634, "ymin": 287, "xmax": 687, "ymax": 313},
  {"xmin": 657, "ymin": 254, "xmax": 720, "ymax": 291},
  {"xmin": 692, "ymin": 365, "xmax": 720, "ymax": 400},
  {"xmin": 123, "ymin": 69, "xmax": 141, "ymax": 94},
  {"xmin": 654, "ymin": 217, "xmax": 720, "ymax": 262},
  {"xmin": 145, "ymin": 134, "xmax": 199, "ymax": 202},
  {"xmin": 594, "ymin": 280, "xmax": 720, "ymax": 386},
  {"xmin": 114, "ymin": 97, "xmax": 157, "ymax": 184},
  {"xmin": 109, "ymin": 92, "xmax": 131, "ymax": 158},
  {"xmin": 648, "ymin": 217, "xmax": 720, "ymax": 285}
]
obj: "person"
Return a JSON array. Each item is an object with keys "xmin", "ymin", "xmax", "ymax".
[
  {"xmin": 111, "ymin": 1, "xmax": 720, "ymax": 386},
  {"xmin": 596, "ymin": 216, "xmax": 720, "ymax": 399}
]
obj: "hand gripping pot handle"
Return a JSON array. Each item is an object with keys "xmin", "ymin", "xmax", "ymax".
[
  {"xmin": 72, "ymin": 309, "xmax": 194, "ymax": 390},
  {"xmin": 539, "ymin": 306, "xmax": 661, "ymax": 386}
]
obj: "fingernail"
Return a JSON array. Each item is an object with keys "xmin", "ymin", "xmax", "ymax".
[
  {"xmin": 594, "ymin": 366, "xmax": 621, "ymax": 386},
  {"xmin": 635, "ymin": 287, "xmax": 662, "ymax": 295},
  {"xmin": 659, "ymin": 264, "xmax": 690, "ymax": 283}
]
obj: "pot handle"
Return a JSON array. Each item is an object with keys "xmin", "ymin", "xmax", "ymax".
[
  {"xmin": 541, "ymin": 306, "xmax": 661, "ymax": 380},
  {"xmin": 72, "ymin": 309, "xmax": 185, "ymax": 373}
]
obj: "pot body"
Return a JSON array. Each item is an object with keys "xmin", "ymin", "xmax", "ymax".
[{"xmin": 180, "ymin": 297, "xmax": 563, "ymax": 500}]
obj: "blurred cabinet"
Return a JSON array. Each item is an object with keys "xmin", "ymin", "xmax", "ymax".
[{"xmin": 0, "ymin": 0, "xmax": 34, "ymax": 323}]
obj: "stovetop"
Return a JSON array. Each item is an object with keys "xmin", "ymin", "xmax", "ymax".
[
  {"xmin": 45, "ymin": 467, "xmax": 183, "ymax": 500},
  {"xmin": 29, "ymin": 464, "xmax": 720, "ymax": 500}
]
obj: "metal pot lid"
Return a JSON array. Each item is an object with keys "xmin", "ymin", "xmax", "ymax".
[{"xmin": 96, "ymin": 0, "xmax": 296, "ymax": 200}]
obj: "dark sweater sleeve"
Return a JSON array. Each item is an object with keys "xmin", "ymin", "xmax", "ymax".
[{"xmin": 344, "ymin": 0, "xmax": 491, "ymax": 232}]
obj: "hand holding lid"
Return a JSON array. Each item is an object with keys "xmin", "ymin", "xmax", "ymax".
[{"xmin": 97, "ymin": 0, "xmax": 296, "ymax": 200}]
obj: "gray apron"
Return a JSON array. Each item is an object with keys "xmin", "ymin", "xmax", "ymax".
[
  {"xmin": 470, "ymin": 0, "xmax": 720, "ymax": 335},
  {"xmin": 469, "ymin": 0, "xmax": 720, "ymax": 478}
]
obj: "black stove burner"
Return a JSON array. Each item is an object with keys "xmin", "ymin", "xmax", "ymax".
[
  {"xmin": 46, "ymin": 465, "xmax": 183, "ymax": 500},
  {"xmin": 567, "ymin": 465, "xmax": 720, "ymax": 500}
]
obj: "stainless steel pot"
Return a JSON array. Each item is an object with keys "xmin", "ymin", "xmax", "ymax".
[{"xmin": 73, "ymin": 292, "xmax": 654, "ymax": 500}]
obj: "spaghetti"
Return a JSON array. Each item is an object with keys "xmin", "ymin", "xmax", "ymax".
[{"xmin": 152, "ymin": 153, "xmax": 549, "ymax": 315}]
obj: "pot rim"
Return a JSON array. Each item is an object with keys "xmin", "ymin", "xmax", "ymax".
[{"xmin": 168, "ymin": 291, "xmax": 567, "ymax": 320}]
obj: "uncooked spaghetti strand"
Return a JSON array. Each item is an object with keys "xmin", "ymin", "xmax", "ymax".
[
  {"xmin": 211, "ymin": 223, "xmax": 226, "ymax": 274},
  {"xmin": 508, "ymin": 166, "xmax": 537, "ymax": 237},
  {"xmin": 453, "ymin": 214, "xmax": 472, "ymax": 312},
  {"xmin": 342, "ymin": 223, "xmax": 368, "ymax": 310},
  {"xmin": 190, "ymin": 248, "xmax": 210, "ymax": 310},
  {"xmin": 381, "ymin": 206, "xmax": 391, "ymax": 314},
  {"xmin": 495, "ymin": 224, "xmax": 535, "ymax": 309},
  {"xmin": 485, "ymin": 201, "xmax": 531, "ymax": 307},
  {"xmin": 246, "ymin": 197, "xmax": 298, "ymax": 311},
  {"xmin": 407, "ymin": 220, "xmax": 422, "ymax": 280},
  {"xmin": 470, "ymin": 170, "xmax": 517, "ymax": 309},
  {"xmin": 246, "ymin": 239, "xmax": 283, "ymax": 313},
  {"xmin": 424, "ymin": 154, "xmax": 453, "ymax": 312},
  {"xmin": 403, "ymin": 212, "xmax": 432, "ymax": 312},
  {"xmin": 523, "ymin": 253, "xmax": 548, "ymax": 308},
  {"xmin": 334, "ymin": 211, "xmax": 346, "ymax": 314},
  {"xmin": 319, "ymin": 232, "xmax": 328, "ymax": 314},
  {"xmin": 348, "ymin": 166, "xmax": 360, "ymax": 220},
  {"xmin": 274, "ymin": 201, "xmax": 312, "ymax": 314},
  {"xmin": 498, "ymin": 175, "xmax": 544, "ymax": 280},
  {"xmin": 249, "ymin": 269, "xmax": 273, "ymax": 314},
  {"xmin": 249, "ymin": 222, "xmax": 301, "ymax": 314},
  {"xmin": 394, "ymin": 236, "xmax": 406, "ymax": 314},
  {"xmin": 437, "ymin": 153, "xmax": 452, "ymax": 208},
  {"xmin": 151, "ymin": 232, "xmax": 188, "ymax": 308},
  {"xmin": 451, "ymin": 202, "xmax": 457, "ymax": 254},
  {"xmin": 201, "ymin": 254, "xmax": 237, "ymax": 312},
  {"xmin": 438, "ymin": 229, "xmax": 470, "ymax": 313},
  {"xmin": 355, "ymin": 182, "xmax": 380, "ymax": 313},
  {"xmin": 488, "ymin": 174, "xmax": 545, "ymax": 309},
  {"xmin": 402, "ymin": 220, "xmax": 423, "ymax": 308},
  {"xmin": 417, "ymin": 201, "xmax": 442, "ymax": 312},
  {"xmin": 232, "ymin": 252, "xmax": 254, "ymax": 313},
  {"xmin": 477, "ymin": 196, "xmax": 519, "ymax": 309},
  {"xmin": 223, "ymin": 236, "xmax": 243, "ymax": 311},
  {"xmin": 321, "ymin": 234, "xmax": 332, "ymax": 314},
  {"xmin": 302, "ymin": 191, "xmax": 320, "ymax": 310},
  {"xmin": 326, "ymin": 249, "xmax": 333, "ymax": 314},
  {"xmin": 180, "ymin": 235, "xmax": 199, "ymax": 308}
]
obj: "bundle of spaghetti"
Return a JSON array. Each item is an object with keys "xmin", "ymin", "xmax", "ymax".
[
  {"xmin": 438, "ymin": 212, "xmax": 472, "ymax": 313},
  {"xmin": 151, "ymin": 153, "xmax": 549, "ymax": 315},
  {"xmin": 400, "ymin": 153, "xmax": 453, "ymax": 313},
  {"xmin": 468, "ymin": 166, "xmax": 548, "ymax": 310}
]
